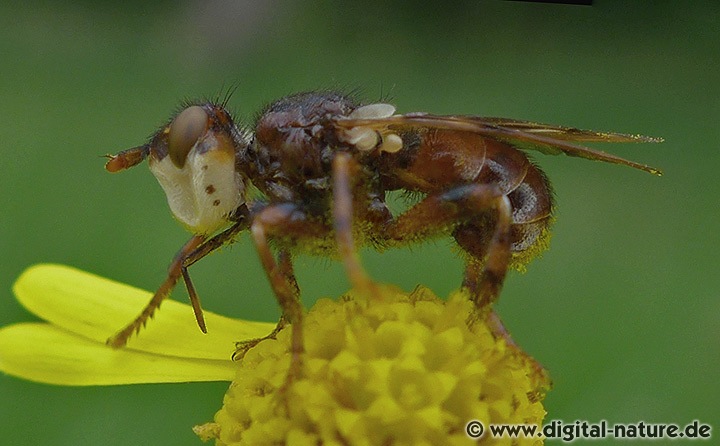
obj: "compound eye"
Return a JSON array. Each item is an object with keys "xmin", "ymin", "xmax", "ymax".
[{"xmin": 168, "ymin": 105, "xmax": 209, "ymax": 168}]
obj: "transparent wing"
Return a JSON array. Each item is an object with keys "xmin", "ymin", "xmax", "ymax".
[{"xmin": 335, "ymin": 113, "xmax": 662, "ymax": 176}]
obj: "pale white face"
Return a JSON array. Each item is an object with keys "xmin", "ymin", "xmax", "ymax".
[{"xmin": 147, "ymin": 105, "xmax": 246, "ymax": 235}]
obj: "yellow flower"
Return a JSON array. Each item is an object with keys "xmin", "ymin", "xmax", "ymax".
[
  {"xmin": 0, "ymin": 264, "xmax": 549, "ymax": 445},
  {"xmin": 201, "ymin": 286, "xmax": 549, "ymax": 446}
]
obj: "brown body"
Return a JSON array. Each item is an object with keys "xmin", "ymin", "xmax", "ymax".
[
  {"xmin": 378, "ymin": 129, "xmax": 553, "ymax": 263},
  {"xmin": 245, "ymin": 92, "xmax": 552, "ymax": 269},
  {"xmin": 104, "ymin": 91, "xmax": 661, "ymax": 378}
]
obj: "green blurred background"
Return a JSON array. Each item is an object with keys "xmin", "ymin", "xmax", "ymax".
[{"xmin": 1, "ymin": 1, "xmax": 718, "ymax": 444}]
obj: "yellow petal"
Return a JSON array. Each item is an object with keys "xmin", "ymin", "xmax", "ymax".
[
  {"xmin": 0, "ymin": 323, "xmax": 235, "ymax": 385},
  {"xmin": 13, "ymin": 264, "xmax": 276, "ymax": 360}
]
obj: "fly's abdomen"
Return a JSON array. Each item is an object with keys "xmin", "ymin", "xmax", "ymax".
[
  {"xmin": 506, "ymin": 162, "xmax": 554, "ymax": 267},
  {"xmin": 477, "ymin": 142, "xmax": 553, "ymax": 266}
]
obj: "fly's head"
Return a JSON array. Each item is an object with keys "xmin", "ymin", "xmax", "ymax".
[{"xmin": 105, "ymin": 103, "xmax": 250, "ymax": 234}]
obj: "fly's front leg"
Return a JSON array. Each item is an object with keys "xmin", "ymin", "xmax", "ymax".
[
  {"xmin": 106, "ymin": 234, "xmax": 206, "ymax": 348},
  {"xmin": 180, "ymin": 220, "xmax": 248, "ymax": 334},
  {"xmin": 106, "ymin": 220, "xmax": 248, "ymax": 348}
]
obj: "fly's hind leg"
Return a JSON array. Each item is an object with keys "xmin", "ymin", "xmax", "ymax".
[
  {"xmin": 378, "ymin": 183, "xmax": 513, "ymax": 310},
  {"xmin": 450, "ymin": 192, "xmax": 513, "ymax": 310},
  {"xmin": 450, "ymin": 196, "xmax": 548, "ymax": 377},
  {"xmin": 377, "ymin": 183, "xmax": 522, "ymax": 339},
  {"xmin": 378, "ymin": 184, "xmax": 544, "ymax": 370}
]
